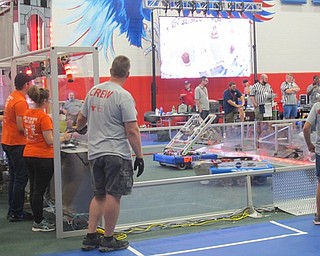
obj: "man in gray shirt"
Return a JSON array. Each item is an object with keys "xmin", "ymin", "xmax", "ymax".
[
  {"xmin": 63, "ymin": 92, "xmax": 83, "ymax": 126},
  {"xmin": 303, "ymin": 102, "xmax": 320, "ymax": 225},
  {"xmin": 280, "ymin": 73, "xmax": 300, "ymax": 119},
  {"xmin": 195, "ymin": 76, "xmax": 210, "ymax": 120},
  {"xmin": 306, "ymin": 75, "xmax": 320, "ymax": 107},
  {"xmin": 77, "ymin": 55, "xmax": 144, "ymax": 252}
]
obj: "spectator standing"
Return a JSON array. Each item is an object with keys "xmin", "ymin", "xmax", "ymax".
[
  {"xmin": 23, "ymin": 86, "xmax": 71, "ymax": 232},
  {"xmin": 306, "ymin": 75, "xmax": 320, "ymax": 107},
  {"xmin": 250, "ymin": 74, "xmax": 274, "ymax": 121},
  {"xmin": 280, "ymin": 73, "xmax": 300, "ymax": 119},
  {"xmin": 1, "ymin": 73, "xmax": 34, "ymax": 222},
  {"xmin": 243, "ymin": 79, "xmax": 253, "ymax": 108},
  {"xmin": 77, "ymin": 56, "xmax": 144, "ymax": 252},
  {"xmin": 303, "ymin": 102, "xmax": 320, "ymax": 225},
  {"xmin": 238, "ymin": 79, "xmax": 252, "ymax": 122},
  {"xmin": 195, "ymin": 76, "xmax": 210, "ymax": 120},
  {"xmin": 179, "ymin": 81, "xmax": 195, "ymax": 111},
  {"xmin": 223, "ymin": 82, "xmax": 244, "ymax": 123},
  {"xmin": 63, "ymin": 92, "xmax": 83, "ymax": 126}
]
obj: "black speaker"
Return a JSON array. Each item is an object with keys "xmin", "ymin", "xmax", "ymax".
[
  {"xmin": 299, "ymin": 94, "xmax": 308, "ymax": 105},
  {"xmin": 209, "ymin": 100, "xmax": 219, "ymax": 113}
]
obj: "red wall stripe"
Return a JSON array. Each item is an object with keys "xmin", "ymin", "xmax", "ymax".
[{"xmin": 58, "ymin": 72, "xmax": 316, "ymax": 125}]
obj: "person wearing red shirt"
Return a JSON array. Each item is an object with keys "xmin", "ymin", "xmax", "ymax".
[
  {"xmin": 179, "ymin": 81, "xmax": 195, "ymax": 111},
  {"xmin": 1, "ymin": 73, "xmax": 34, "ymax": 222},
  {"xmin": 23, "ymin": 86, "xmax": 71, "ymax": 232}
]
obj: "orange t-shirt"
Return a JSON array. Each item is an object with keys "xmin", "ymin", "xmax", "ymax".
[
  {"xmin": 23, "ymin": 109, "xmax": 54, "ymax": 158},
  {"xmin": 1, "ymin": 90, "xmax": 28, "ymax": 145}
]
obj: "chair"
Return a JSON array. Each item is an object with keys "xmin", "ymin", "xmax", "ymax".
[
  {"xmin": 177, "ymin": 104, "xmax": 188, "ymax": 113},
  {"xmin": 144, "ymin": 111, "xmax": 161, "ymax": 127}
]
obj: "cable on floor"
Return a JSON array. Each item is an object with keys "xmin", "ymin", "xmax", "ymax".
[{"xmin": 97, "ymin": 207, "xmax": 253, "ymax": 241}]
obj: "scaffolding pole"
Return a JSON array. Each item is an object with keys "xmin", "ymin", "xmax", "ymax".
[{"xmin": 143, "ymin": 0, "xmax": 262, "ymax": 12}]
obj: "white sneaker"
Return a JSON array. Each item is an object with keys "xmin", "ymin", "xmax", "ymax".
[
  {"xmin": 313, "ymin": 214, "xmax": 320, "ymax": 225},
  {"xmin": 32, "ymin": 219, "xmax": 55, "ymax": 232}
]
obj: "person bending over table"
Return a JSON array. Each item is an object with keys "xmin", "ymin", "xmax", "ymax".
[
  {"xmin": 223, "ymin": 81, "xmax": 244, "ymax": 123},
  {"xmin": 23, "ymin": 86, "xmax": 71, "ymax": 232}
]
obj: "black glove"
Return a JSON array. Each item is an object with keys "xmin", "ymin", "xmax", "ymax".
[
  {"xmin": 133, "ymin": 158, "xmax": 144, "ymax": 177},
  {"xmin": 75, "ymin": 125, "xmax": 87, "ymax": 135}
]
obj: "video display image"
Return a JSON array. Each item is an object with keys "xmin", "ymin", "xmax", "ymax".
[{"xmin": 159, "ymin": 17, "xmax": 252, "ymax": 78}]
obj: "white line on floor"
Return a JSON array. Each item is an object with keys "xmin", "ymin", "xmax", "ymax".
[
  {"xmin": 269, "ymin": 220, "xmax": 308, "ymax": 234},
  {"xmin": 128, "ymin": 246, "xmax": 145, "ymax": 256},
  {"xmin": 151, "ymin": 224, "xmax": 307, "ymax": 256}
]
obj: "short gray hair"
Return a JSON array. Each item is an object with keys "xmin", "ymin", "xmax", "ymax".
[{"xmin": 110, "ymin": 55, "xmax": 131, "ymax": 78}]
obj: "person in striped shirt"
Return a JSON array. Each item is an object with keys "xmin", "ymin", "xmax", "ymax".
[
  {"xmin": 280, "ymin": 73, "xmax": 300, "ymax": 119},
  {"xmin": 250, "ymin": 74, "xmax": 274, "ymax": 121}
]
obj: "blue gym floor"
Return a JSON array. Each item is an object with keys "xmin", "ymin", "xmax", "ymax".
[{"xmin": 42, "ymin": 215, "xmax": 319, "ymax": 256}]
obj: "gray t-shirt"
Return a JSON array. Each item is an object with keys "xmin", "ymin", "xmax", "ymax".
[
  {"xmin": 244, "ymin": 86, "xmax": 253, "ymax": 107},
  {"xmin": 306, "ymin": 102, "xmax": 320, "ymax": 154},
  {"xmin": 63, "ymin": 99, "xmax": 83, "ymax": 115},
  {"xmin": 81, "ymin": 81, "xmax": 137, "ymax": 160},
  {"xmin": 306, "ymin": 84, "xmax": 320, "ymax": 106},
  {"xmin": 195, "ymin": 85, "xmax": 209, "ymax": 111}
]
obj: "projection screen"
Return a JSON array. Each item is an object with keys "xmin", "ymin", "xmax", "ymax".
[{"xmin": 159, "ymin": 17, "xmax": 252, "ymax": 79}]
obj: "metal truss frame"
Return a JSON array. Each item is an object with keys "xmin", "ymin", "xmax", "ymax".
[
  {"xmin": 0, "ymin": 0, "xmax": 13, "ymax": 16},
  {"xmin": 143, "ymin": 0, "xmax": 262, "ymax": 13}
]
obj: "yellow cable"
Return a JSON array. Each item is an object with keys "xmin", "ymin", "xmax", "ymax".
[{"xmin": 96, "ymin": 209, "xmax": 251, "ymax": 238}]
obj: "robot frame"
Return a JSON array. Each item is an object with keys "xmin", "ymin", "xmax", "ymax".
[{"xmin": 153, "ymin": 114, "xmax": 274, "ymax": 182}]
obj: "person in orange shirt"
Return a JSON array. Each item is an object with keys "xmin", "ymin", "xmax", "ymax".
[
  {"xmin": 23, "ymin": 86, "xmax": 71, "ymax": 232},
  {"xmin": 1, "ymin": 73, "xmax": 34, "ymax": 222}
]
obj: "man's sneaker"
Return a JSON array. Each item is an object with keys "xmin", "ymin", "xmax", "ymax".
[
  {"xmin": 81, "ymin": 233, "xmax": 101, "ymax": 251},
  {"xmin": 9, "ymin": 211, "xmax": 33, "ymax": 222},
  {"xmin": 313, "ymin": 214, "xmax": 320, "ymax": 225},
  {"xmin": 99, "ymin": 237, "xmax": 129, "ymax": 252},
  {"xmin": 32, "ymin": 219, "xmax": 55, "ymax": 232}
]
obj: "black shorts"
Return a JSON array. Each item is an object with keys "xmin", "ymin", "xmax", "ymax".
[{"xmin": 90, "ymin": 155, "xmax": 133, "ymax": 197}]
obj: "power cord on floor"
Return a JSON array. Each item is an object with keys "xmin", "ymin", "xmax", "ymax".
[{"xmin": 97, "ymin": 207, "xmax": 252, "ymax": 241}]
